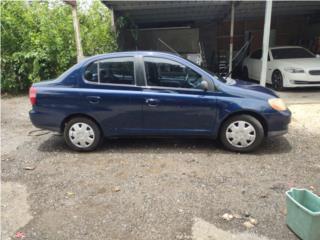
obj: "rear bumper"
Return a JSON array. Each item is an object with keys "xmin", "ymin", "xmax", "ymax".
[{"xmin": 29, "ymin": 109, "xmax": 62, "ymax": 132}]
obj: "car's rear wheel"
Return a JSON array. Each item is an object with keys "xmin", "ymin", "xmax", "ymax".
[
  {"xmin": 272, "ymin": 70, "xmax": 284, "ymax": 91},
  {"xmin": 220, "ymin": 114, "xmax": 264, "ymax": 152},
  {"xmin": 242, "ymin": 67, "xmax": 249, "ymax": 80},
  {"xmin": 64, "ymin": 117, "xmax": 101, "ymax": 152}
]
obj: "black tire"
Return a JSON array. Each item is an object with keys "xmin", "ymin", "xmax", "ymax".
[
  {"xmin": 220, "ymin": 114, "xmax": 264, "ymax": 152},
  {"xmin": 242, "ymin": 67, "xmax": 249, "ymax": 81},
  {"xmin": 64, "ymin": 117, "xmax": 102, "ymax": 152},
  {"xmin": 272, "ymin": 70, "xmax": 284, "ymax": 91}
]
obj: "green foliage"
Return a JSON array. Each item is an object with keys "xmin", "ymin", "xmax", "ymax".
[
  {"xmin": 80, "ymin": 0, "xmax": 117, "ymax": 56},
  {"xmin": 116, "ymin": 15, "xmax": 139, "ymax": 42},
  {"xmin": 1, "ymin": 0, "xmax": 117, "ymax": 93}
]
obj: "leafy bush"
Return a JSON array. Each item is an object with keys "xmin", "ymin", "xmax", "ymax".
[{"xmin": 1, "ymin": 0, "xmax": 117, "ymax": 93}]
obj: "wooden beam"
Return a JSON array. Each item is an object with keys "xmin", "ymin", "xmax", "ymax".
[
  {"xmin": 260, "ymin": 0, "xmax": 273, "ymax": 87},
  {"xmin": 229, "ymin": 2, "xmax": 235, "ymax": 73},
  {"xmin": 64, "ymin": 1, "xmax": 84, "ymax": 62},
  {"xmin": 64, "ymin": 0, "xmax": 76, "ymax": 7}
]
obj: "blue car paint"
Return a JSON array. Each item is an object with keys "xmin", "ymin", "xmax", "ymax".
[{"xmin": 29, "ymin": 51, "xmax": 291, "ymax": 138}]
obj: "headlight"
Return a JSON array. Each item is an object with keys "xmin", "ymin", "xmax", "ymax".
[
  {"xmin": 268, "ymin": 98, "xmax": 287, "ymax": 111},
  {"xmin": 284, "ymin": 67, "xmax": 304, "ymax": 73}
]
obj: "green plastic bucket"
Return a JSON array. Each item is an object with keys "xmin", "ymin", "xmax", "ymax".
[{"xmin": 286, "ymin": 188, "xmax": 320, "ymax": 240}]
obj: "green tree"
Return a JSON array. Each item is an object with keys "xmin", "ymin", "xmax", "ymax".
[
  {"xmin": 79, "ymin": 0, "xmax": 117, "ymax": 56},
  {"xmin": 1, "ymin": 0, "xmax": 117, "ymax": 93}
]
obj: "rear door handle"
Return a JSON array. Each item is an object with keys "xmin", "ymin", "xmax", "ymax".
[
  {"xmin": 145, "ymin": 98, "xmax": 159, "ymax": 107},
  {"xmin": 87, "ymin": 96, "xmax": 101, "ymax": 104}
]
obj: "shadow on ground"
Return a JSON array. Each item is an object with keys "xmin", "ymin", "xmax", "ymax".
[
  {"xmin": 38, "ymin": 134, "xmax": 292, "ymax": 155},
  {"xmin": 238, "ymin": 78, "xmax": 320, "ymax": 92},
  {"xmin": 275, "ymin": 87, "xmax": 320, "ymax": 92}
]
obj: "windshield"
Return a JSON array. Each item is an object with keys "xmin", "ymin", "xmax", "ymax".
[
  {"xmin": 271, "ymin": 48, "xmax": 315, "ymax": 59},
  {"xmin": 184, "ymin": 58, "xmax": 227, "ymax": 83}
]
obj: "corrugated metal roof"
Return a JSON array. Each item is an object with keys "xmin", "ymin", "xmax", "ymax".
[{"xmin": 102, "ymin": 1, "xmax": 320, "ymax": 27}]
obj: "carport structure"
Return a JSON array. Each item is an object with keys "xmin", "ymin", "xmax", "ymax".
[{"xmin": 103, "ymin": 1, "xmax": 320, "ymax": 86}]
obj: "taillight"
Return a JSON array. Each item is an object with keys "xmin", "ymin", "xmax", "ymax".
[{"xmin": 29, "ymin": 86, "xmax": 37, "ymax": 105}]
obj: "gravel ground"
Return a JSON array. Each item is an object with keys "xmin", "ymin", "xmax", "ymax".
[{"xmin": 1, "ymin": 96, "xmax": 320, "ymax": 240}]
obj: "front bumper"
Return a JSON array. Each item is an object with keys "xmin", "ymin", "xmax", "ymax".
[
  {"xmin": 286, "ymin": 81, "xmax": 320, "ymax": 88},
  {"xmin": 283, "ymin": 72, "xmax": 320, "ymax": 88},
  {"xmin": 264, "ymin": 109, "xmax": 291, "ymax": 137}
]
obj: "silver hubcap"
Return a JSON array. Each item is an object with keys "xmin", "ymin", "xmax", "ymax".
[
  {"xmin": 69, "ymin": 122, "xmax": 95, "ymax": 148},
  {"xmin": 226, "ymin": 121, "xmax": 256, "ymax": 148}
]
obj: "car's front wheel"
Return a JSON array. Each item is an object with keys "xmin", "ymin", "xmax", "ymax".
[
  {"xmin": 64, "ymin": 117, "xmax": 102, "ymax": 151},
  {"xmin": 220, "ymin": 114, "xmax": 264, "ymax": 152},
  {"xmin": 272, "ymin": 70, "xmax": 284, "ymax": 91}
]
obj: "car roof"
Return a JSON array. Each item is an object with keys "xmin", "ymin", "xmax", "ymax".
[
  {"xmin": 269, "ymin": 46, "xmax": 305, "ymax": 50},
  {"xmin": 83, "ymin": 51, "xmax": 180, "ymax": 62},
  {"xmin": 77, "ymin": 51, "xmax": 215, "ymax": 80}
]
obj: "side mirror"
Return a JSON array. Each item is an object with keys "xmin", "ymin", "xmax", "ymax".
[
  {"xmin": 84, "ymin": 71, "xmax": 93, "ymax": 81},
  {"xmin": 200, "ymin": 80, "xmax": 209, "ymax": 91}
]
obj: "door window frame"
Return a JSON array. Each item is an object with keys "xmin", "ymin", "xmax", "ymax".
[
  {"xmin": 82, "ymin": 56, "xmax": 138, "ymax": 87},
  {"xmin": 140, "ymin": 56, "xmax": 211, "ymax": 92}
]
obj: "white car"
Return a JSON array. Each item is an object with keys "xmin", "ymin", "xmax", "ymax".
[{"xmin": 242, "ymin": 46, "xmax": 320, "ymax": 90}]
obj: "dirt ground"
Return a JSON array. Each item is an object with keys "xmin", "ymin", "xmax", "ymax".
[{"xmin": 1, "ymin": 96, "xmax": 320, "ymax": 240}]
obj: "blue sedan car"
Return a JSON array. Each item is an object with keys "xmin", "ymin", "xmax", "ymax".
[{"xmin": 29, "ymin": 51, "xmax": 291, "ymax": 152}]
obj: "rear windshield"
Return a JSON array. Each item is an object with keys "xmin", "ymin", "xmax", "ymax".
[{"xmin": 271, "ymin": 48, "xmax": 315, "ymax": 59}]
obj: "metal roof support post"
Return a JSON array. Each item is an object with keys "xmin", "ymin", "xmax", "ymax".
[
  {"xmin": 228, "ymin": 1, "xmax": 235, "ymax": 73},
  {"xmin": 260, "ymin": 0, "xmax": 273, "ymax": 86}
]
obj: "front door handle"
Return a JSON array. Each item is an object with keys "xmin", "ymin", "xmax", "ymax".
[
  {"xmin": 145, "ymin": 98, "xmax": 159, "ymax": 107},
  {"xmin": 87, "ymin": 96, "xmax": 101, "ymax": 104}
]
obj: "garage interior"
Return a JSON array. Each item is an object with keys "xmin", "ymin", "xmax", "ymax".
[{"xmin": 103, "ymin": 1, "xmax": 320, "ymax": 82}]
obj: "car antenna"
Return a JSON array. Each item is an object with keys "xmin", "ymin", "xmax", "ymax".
[
  {"xmin": 224, "ymin": 37, "xmax": 253, "ymax": 79},
  {"xmin": 158, "ymin": 38, "xmax": 181, "ymax": 56}
]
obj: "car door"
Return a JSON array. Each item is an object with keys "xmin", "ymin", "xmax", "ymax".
[
  {"xmin": 250, "ymin": 49, "xmax": 262, "ymax": 80},
  {"xmin": 266, "ymin": 50, "xmax": 274, "ymax": 84},
  {"xmin": 139, "ymin": 56, "xmax": 217, "ymax": 136},
  {"xmin": 80, "ymin": 56, "xmax": 144, "ymax": 136}
]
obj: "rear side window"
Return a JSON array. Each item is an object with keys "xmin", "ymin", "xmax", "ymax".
[
  {"xmin": 85, "ymin": 62, "xmax": 98, "ymax": 82},
  {"xmin": 144, "ymin": 57, "xmax": 202, "ymax": 89},
  {"xmin": 271, "ymin": 48, "xmax": 315, "ymax": 59},
  {"xmin": 250, "ymin": 49, "xmax": 262, "ymax": 59},
  {"xmin": 84, "ymin": 57, "xmax": 135, "ymax": 85}
]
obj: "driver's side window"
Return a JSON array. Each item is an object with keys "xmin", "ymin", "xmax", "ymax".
[{"xmin": 144, "ymin": 57, "xmax": 202, "ymax": 89}]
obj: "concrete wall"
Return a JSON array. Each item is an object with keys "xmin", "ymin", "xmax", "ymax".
[
  {"xmin": 305, "ymin": 22, "xmax": 320, "ymax": 54},
  {"xmin": 120, "ymin": 28, "xmax": 199, "ymax": 53},
  {"xmin": 217, "ymin": 15, "xmax": 313, "ymax": 53},
  {"xmin": 199, "ymin": 23, "xmax": 218, "ymax": 70},
  {"xmin": 118, "ymin": 14, "xmax": 319, "ymax": 71}
]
